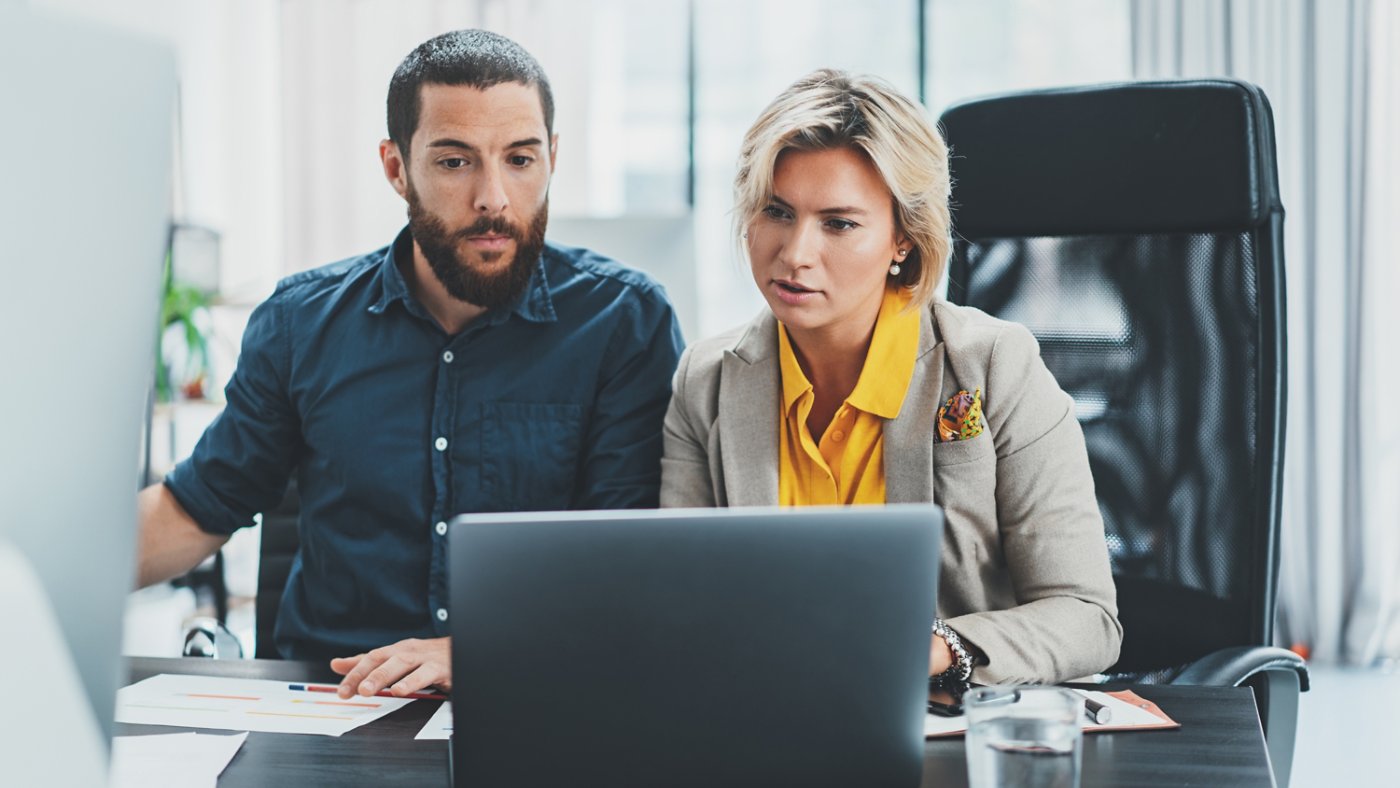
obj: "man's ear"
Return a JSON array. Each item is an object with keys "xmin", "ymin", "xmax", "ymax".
[
  {"xmin": 380, "ymin": 139, "xmax": 409, "ymax": 200},
  {"xmin": 548, "ymin": 133, "xmax": 559, "ymax": 174}
]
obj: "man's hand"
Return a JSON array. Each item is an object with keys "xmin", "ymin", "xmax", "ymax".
[{"xmin": 330, "ymin": 637, "xmax": 452, "ymax": 699}]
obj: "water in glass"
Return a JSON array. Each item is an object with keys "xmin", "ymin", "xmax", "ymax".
[{"xmin": 966, "ymin": 704, "xmax": 1082, "ymax": 788}]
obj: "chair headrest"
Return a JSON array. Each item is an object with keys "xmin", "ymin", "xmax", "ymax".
[{"xmin": 939, "ymin": 79, "xmax": 1282, "ymax": 239}]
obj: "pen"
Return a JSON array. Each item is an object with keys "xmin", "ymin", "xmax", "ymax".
[
  {"xmin": 966, "ymin": 687, "xmax": 1020, "ymax": 708},
  {"xmin": 288, "ymin": 683, "xmax": 448, "ymax": 701},
  {"xmin": 1078, "ymin": 692, "xmax": 1112, "ymax": 724}
]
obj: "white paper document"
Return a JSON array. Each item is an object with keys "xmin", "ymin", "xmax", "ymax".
[
  {"xmin": 116, "ymin": 674, "xmax": 414, "ymax": 736},
  {"xmin": 924, "ymin": 688, "xmax": 1176, "ymax": 738},
  {"xmin": 110, "ymin": 731, "xmax": 247, "ymax": 788},
  {"xmin": 415, "ymin": 700, "xmax": 454, "ymax": 740}
]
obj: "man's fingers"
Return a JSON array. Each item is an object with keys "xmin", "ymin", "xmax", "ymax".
[
  {"xmin": 389, "ymin": 663, "xmax": 443, "ymax": 697},
  {"xmin": 337, "ymin": 650, "xmax": 387, "ymax": 698},
  {"xmin": 360, "ymin": 655, "xmax": 413, "ymax": 697},
  {"xmin": 329, "ymin": 638, "xmax": 450, "ymax": 698},
  {"xmin": 329, "ymin": 653, "xmax": 366, "ymax": 676},
  {"xmin": 340, "ymin": 663, "xmax": 378, "ymax": 699}
]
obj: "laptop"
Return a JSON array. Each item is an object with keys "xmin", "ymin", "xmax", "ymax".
[{"xmin": 448, "ymin": 504, "xmax": 942, "ymax": 788}]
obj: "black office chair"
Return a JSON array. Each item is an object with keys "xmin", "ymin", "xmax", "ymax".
[
  {"xmin": 940, "ymin": 79, "xmax": 1309, "ymax": 787},
  {"xmin": 183, "ymin": 481, "xmax": 301, "ymax": 660},
  {"xmin": 253, "ymin": 481, "xmax": 302, "ymax": 659}
]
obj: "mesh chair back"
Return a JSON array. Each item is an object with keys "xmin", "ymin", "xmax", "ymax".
[{"xmin": 940, "ymin": 80, "xmax": 1286, "ymax": 675}]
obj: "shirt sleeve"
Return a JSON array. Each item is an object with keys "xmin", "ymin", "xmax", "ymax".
[
  {"xmin": 572, "ymin": 284, "xmax": 685, "ymax": 510},
  {"xmin": 164, "ymin": 291, "xmax": 303, "ymax": 536}
]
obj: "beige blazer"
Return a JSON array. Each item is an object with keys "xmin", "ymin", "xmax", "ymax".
[{"xmin": 660, "ymin": 300, "xmax": 1123, "ymax": 684}]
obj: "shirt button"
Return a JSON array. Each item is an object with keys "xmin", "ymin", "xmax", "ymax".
[
  {"xmin": 434, "ymin": 437, "xmax": 448, "ymax": 451},
  {"xmin": 436, "ymin": 608, "xmax": 449, "ymax": 622},
  {"xmin": 830, "ymin": 429, "xmax": 846, "ymax": 442},
  {"xmin": 442, "ymin": 350, "xmax": 454, "ymax": 364},
  {"xmin": 435, "ymin": 521, "xmax": 448, "ymax": 536}
]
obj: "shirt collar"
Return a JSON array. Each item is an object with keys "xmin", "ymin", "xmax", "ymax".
[
  {"xmin": 846, "ymin": 286, "xmax": 920, "ymax": 419},
  {"xmin": 777, "ymin": 321, "xmax": 813, "ymax": 415},
  {"xmin": 777, "ymin": 286, "xmax": 921, "ymax": 420},
  {"xmin": 368, "ymin": 226, "xmax": 557, "ymax": 325},
  {"xmin": 366, "ymin": 228, "xmax": 414, "ymax": 315},
  {"xmin": 511, "ymin": 252, "xmax": 557, "ymax": 324}
]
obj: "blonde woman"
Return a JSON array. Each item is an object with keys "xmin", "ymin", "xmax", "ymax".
[{"xmin": 660, "ymin": 70, "xmax": 1122, "ymax": 685}]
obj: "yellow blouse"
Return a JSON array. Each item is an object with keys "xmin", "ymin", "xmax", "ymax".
[{"xmin": 777, "ymin": 287, "xmax": 921, "ymax": 506}]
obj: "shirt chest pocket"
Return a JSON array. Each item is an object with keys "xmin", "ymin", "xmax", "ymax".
[{"xmin": 477, "ymin": 402, "xmax": 585, "ymax": 510}]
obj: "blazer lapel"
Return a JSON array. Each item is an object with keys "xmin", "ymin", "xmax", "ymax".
[
  {"xmin": 718, "ymin": 311, "xmax": 781, "ymax": 506},
  {"xmin": 884, "ymin": 306, "xmax": 942, "ymax": 504}
]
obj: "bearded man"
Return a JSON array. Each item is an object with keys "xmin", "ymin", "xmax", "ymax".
[{"xmin": 136, "ymin": 30, "xmax": 684, "ymax": 699}]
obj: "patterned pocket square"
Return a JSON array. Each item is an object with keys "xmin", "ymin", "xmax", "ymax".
[{"xmin": 937, "ymin": 388, "xmax": 984, "ymax": 443}]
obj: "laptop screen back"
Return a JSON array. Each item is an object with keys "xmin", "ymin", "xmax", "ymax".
[{"xmin": 449, "ymin": 504, "xmax": 941, "ymax": 788}]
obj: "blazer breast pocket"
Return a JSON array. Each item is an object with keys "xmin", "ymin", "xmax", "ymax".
[
  {"xmin": 932, "ymin": 434, "xmax": 1002, "ymax": 579},
  {"xmin": 931, "ymin": 432, "xmax": 994, "ymax": 467}
]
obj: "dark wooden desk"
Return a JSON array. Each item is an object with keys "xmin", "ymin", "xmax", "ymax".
[
  {"xmin": 922, "ymin": 684, "xmax": 1276, "ymax": 788},
  {"xmin": 122, "ymin": 657, "xmax": 1275, "ymax": 787}
]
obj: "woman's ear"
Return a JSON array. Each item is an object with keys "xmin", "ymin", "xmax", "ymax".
[{"xmin": 894, "ymin": 230, "xmax": 912, "ymax": 259}]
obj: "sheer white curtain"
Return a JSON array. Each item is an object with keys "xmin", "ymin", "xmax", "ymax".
[
  {"xmin": 280, "ymin": 0, "xmax": 476, "ymax": 272},
  {"xmin": 279, "ymin": 0, "xmax": 686, "ymax": 278},
  {"xmin": 1131, "ymin": 0, "xmax": 1400, "ymax": 665},
  {"xmin": 33, "ymin": 0, "xmax": 284, "ymax": 302}
]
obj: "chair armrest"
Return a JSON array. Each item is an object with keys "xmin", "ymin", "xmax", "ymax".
[
  {"xmin": 182, "ymin": 616, "xmax": 245, "ymax": 659},
  {"xmin": 1172, "ymin": 645, "xmax": 1310, "ymax": 691},
  {"xmin": 1173, "ymin": 646, "xmax": 1308, "ymax": 788}
]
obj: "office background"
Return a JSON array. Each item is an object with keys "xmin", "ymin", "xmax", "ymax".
[{"xmin": 27, "ymin": 0, "xmax": 1398, "ymax": 785}]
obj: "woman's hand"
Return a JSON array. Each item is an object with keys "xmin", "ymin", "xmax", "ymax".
[{"xmin": 928, "ymin": 632, "xmax": 953, "ymax": 677}]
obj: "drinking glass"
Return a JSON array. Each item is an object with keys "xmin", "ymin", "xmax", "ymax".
[{"xmin": 964, "ymin": 686, "xmax": 1084, "ymax": 788}]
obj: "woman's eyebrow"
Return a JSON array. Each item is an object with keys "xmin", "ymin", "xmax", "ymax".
[{"xmin": 768, "ymin": 193, "xmax": 868, "ymax": 215}]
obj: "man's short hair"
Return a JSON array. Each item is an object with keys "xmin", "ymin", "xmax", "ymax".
[{"xmin": 387, "ymin": 29, "xmax": 555, "ymax": 160}]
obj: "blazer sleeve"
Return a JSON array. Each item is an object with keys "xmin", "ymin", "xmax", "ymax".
[
  {"xmin": 660, "ymin": 346, "xmax": 718, "ymax": 507},
  {"xmin": 945, "ymin": 322, "xmax": 1124, "ymax": 684}
]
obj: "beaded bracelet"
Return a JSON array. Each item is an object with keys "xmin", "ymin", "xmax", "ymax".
[{"xmin": 931, "ymin": 618, "xmax": 974, "ymax": 686}]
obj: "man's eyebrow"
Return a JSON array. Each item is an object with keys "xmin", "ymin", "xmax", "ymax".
[
  {"xmin": 424, "ymin": 137, "xmax": 544, "ymax": 151},
  {"xmin": 426, "ymin": 138, "xmax": 476, "ymax": 151},
  {"xmin": 768, "ymin": 194, "xmax": 868, "ymax": 215}
]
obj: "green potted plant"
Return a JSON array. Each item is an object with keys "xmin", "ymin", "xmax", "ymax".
[{"xmin": 155, "ymin": 250, "xmax": 213, "ymax": 402}]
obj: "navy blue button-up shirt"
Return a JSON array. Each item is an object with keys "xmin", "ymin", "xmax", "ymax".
[{"xmin": 166, "ymin": 229, "xmax": 684, "ymax": 660}]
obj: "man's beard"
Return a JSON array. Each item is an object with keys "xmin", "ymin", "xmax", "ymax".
[{"xmin": 406, "ymin": 182, "xmax": 548, "ymax": 310}]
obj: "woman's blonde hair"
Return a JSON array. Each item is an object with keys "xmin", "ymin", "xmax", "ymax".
[{"xmin": 734, "ymin": 69, "xmax": 951, "ymax": 309}]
